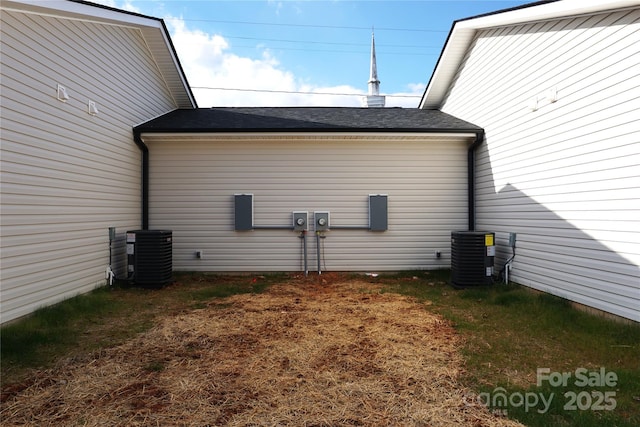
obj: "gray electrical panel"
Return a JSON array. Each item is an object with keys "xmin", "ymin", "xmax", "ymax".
[
  {"xmin": 293, "ymin": 211, "xmax": 308, "ymax": 231},
  {"xmin": 234, "ymin": 194, "xmax": 253, "ymax": 231},
  {"xmin": 369, "ymin": 194, "xmax": 388, "ymax": 231},
  {"xmin": 314, "ymin": 211, "xmax": 330, "ymax": 231}
]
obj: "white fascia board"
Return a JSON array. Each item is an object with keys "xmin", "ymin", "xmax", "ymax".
[
  {"xmin": 139, "ymin": 132, "xmax": 479, "ymax": 143},
  {"xmin": 420, "ymin": 0, "xmax": 640, "ymax": 109},
  {"xmin": 419, "ymin": 26, "xmax": 476, "ymax": 109},
  {"xmin": 1, "ymin": 0, "xmax": 162, "ymax": 29},
  {"xmin": 456, "ymin": 0, "xmax": 640, "ymax": 30},
  {"xmin": 153, "ymin": 25, "xmax": 198, "ymax": 108}
]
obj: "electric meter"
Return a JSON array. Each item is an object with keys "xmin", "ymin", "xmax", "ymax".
[
  {"xmin": 292, "ymin": 211, "xmax": 308, "ymax": 231},
  {"xmin": 314, "ymin": 211, "xmax": 330, "ymax": 231}
]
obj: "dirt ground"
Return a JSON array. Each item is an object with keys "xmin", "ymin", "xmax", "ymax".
[{"xmin": 1, "ymin": 275, "xmax": 523, "ymax": 426}]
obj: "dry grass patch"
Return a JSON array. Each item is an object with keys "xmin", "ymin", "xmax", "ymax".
[{"xmin": 1, "ymin": 275, "xmax": 522, "ymax": 426}]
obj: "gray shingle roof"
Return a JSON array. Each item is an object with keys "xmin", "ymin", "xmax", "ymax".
[{"xmin": 134, "ymin": 107, "xmax": 482, "ymax": 133}]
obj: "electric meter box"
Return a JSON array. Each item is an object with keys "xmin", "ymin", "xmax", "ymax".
[
  {"xmin": 293, "ymin": 211, "xmax": 308, "ymax": 231},
  {"xmin": 234, "ymin": 194, "xmax": 254, "ymax": 231},
  {"xmin": 314, "ymin": 211, "xmax": 330, "ymax": 231},
  {"xmin": 369, "ymin": 194, "xmax": 388, "ymax": 231}
]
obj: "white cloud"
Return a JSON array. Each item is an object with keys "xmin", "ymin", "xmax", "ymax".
[
  {"xmin": 166, "ymin": 16, "xmax": 369, "ymax": 107},
  {"xmin": 384, "ymin": 83, "xmax": 425, "ymax": 108},
  {"xmin": 168, "ymin": 15, "xmax": 424, "ymax": 108},
  {"xmin": 267, "ymin": 0, "xmax": 284, "ymax": 16},
  {"xmin": 104, "ymin": 1, "xmax": 423, "ymax": 107},
  {"xmin": 407, "ymin": 82, "xmax": 426, "ymax": 93}
]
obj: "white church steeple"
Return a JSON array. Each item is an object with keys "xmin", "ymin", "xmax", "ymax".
[{"xmin": 364, "ymin": 30, "xmax": 385, "ymax": 108}]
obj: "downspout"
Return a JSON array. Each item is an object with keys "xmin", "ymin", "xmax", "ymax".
[
  {"xmin": 467, "ymin": 130, "xmax": 485, "ymax": 231},
  {"xmin": 133, "ymin": 130, "xmax": 149, "ymax": 230}
]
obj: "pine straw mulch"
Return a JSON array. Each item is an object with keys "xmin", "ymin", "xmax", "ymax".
[{"xmin": 1, "ymin": 275, "xmax": 523, "ymax": 426}]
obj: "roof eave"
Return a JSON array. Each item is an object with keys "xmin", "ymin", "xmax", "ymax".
[
  {"xmin": 136, "ymin": 130, "xmax": 483, "ymax": 144},
  {"xmin": 135, "ymin": 127, "xmax": 482, "ymax": 134},
  {"xmin": 419, "ymin": 0, "xmax": 639, "ymax": 109},
  {"xmin": 143, "ymin": 19, "xmax": 198, "ymax": 109}
]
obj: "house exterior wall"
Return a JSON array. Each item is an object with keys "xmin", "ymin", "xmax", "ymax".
[
  {"xmin": 440, "ymin": 8, "xmax": 640, "ymax": 321},
  {"xmin": 0, "ymin": 8, "xmax": 178, "ymax": 323},
  {"xmin": 144, "ymin": 134, "xmax": 472, "ymax": 272}
]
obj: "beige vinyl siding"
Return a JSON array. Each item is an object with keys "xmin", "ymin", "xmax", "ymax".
[
  {"xmin": 145, "ymin": 135, "xmax": 471, "ymax": 272},
  {"xmin": 0, "ymin": 10, "xmax": 177, "ymax": 323},
  {"xmin": 440, "ymin": 9, "xmax": 640, "ymax": 321}
]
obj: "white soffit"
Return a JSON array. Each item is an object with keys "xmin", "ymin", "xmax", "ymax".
[
  {"xmin": 1, "ymin": 0, "xmax": 157, "ymax": 28},
  {"xmin": 420, "ymin": 0, "xmax": 640, "ymax": 109}
]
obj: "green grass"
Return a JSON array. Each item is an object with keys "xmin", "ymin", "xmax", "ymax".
[
  {"xmin": 1, "ymin": 273, "xmax": 276, "ymax": 382},
  {"xmin": 2, "ymin": 270, "xmax": 639, "ymax": 427},
  {"xmin": 187, "ymin": 275, "xmax": 279, "ymax": 301},
  {"xmin": 1, "ymin": 287, "xmax": 121, "ymax": 367},
  {"xmin": 380, "ymin": 270, "xmax": 640, "ymax": 427}
]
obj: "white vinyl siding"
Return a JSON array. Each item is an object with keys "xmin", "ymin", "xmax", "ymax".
[
  {"xmin": 145, "ymin": 135, "xmax": 471, "ymax": 272},
  {"xmin": 440, "ymin": 9, "xmax": 640, "ymax": 321},
  {"xmin": 0, "ymin": 10, "xmax": 177, "ymax": 323}
]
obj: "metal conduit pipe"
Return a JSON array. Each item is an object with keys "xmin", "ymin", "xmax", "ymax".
[
  {"xmin": 316, "ymin": 232, "xmax": 322, "ymax": 275},
  {"xmin": 300, "ymin": 230, "xmax": 308, "ymax": 276},
  {"xmin": 252, "ymin": 225, "xmax": 294, "ymax": 230},
  {"xmin": 253, "ymin": 225, "xmax": 308, "ymax": 276}
]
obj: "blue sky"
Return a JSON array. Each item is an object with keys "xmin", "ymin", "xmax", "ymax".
[{"xmin": 100, "ymin": 1, "xmax": 533, "ymax": 107}]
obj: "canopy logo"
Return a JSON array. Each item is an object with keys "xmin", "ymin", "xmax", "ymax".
[{"xmin": 463, "ymin": 367, "xmax": 617, "ymax": 415}]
